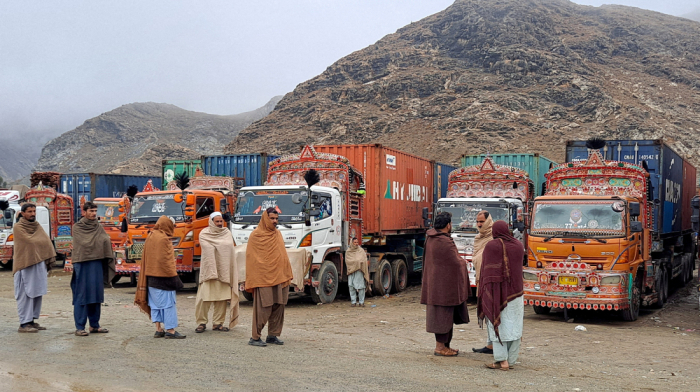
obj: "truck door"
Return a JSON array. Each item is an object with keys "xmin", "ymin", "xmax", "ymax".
[
  {"xmin": 37, "ymin": 207, "xmax": 51, "ymax": 238},
  {"xmin": 310, "ymin": 192, "xmax": 338, "ymax": 246}
]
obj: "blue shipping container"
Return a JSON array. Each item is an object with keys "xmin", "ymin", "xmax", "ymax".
[
  {"xmin": 460, "ymin": 154, "xmax": 557, "ymax": 197},
  {"xmin": 433, "ymin": 162, "xmax": 457, "ymax": 201},
  {"xmin": 201, "ymin": 154, "xmax": 279, "ymax": 187},
  {"xmin": 565, "ymin": 139, "xmax": 689, "ymax": 236},
  {"xmin": 60, "ymin": 174, "xmax": 162, "ymax": 219}
]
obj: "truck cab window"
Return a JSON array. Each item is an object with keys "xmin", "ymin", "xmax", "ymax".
[
  {"xmin": 196, "ymin": 197, "xmax": 215, "ymax": 219},
  {"xmin": 313, "ymin": 194, "xmax": 333, "ymax": 221}
]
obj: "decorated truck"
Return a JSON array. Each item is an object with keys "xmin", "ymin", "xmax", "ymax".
[
  {"xmin": 122, "ymin": 170, "xmax": 238, "ymax": 282},
  {"xmin": 524, "ymin": 139, "xmax": 698, "ymax": 321},
  {"xmin": 0, "ymin": 191, "xmax": 23, "ymax": 270},
  {"xmin": 0, "ymin": 184, "xmax": 74, "ymax": 269},
  {"xmin": 435, "ymin": 156, "xmax": 537, "ymax": 291},
  {"xmin": 232, "ymin": 144, "xmax": 437, "ymax": 303}
]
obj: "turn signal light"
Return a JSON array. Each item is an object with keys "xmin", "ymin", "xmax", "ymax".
[
  {"xmin": 7, "ymin": 234, "xmax": 13, "ymax": 242},
  {"xmin": 299, "ymin": 234, "xmax": 312, "ymax": 247}
]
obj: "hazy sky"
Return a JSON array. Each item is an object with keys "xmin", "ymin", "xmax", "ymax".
[{"xmin": 1, "ymin": 1, "xmax": 697, "ymax": 141}]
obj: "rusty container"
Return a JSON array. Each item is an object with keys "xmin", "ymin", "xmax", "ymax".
[{"xmin": 314, "ymin": 144, "xmax": 434, "ymax": 236}]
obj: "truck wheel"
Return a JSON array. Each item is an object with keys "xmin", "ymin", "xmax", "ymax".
[
  {"xmin": 533, "ymin": 305, "xmax": 550, "ymax": 315},
  {"xmin": 111, "ymin": 275, "xmax": 122, "ymax": 286},
  {"xmin": 661, "ymin": 267, "xmax": 669, "ymax": 301},
  {"xmin": 651, "ymin": 269, "xmax": 666, "ymax": 309},
  {"xmin": 0, "ymin": 260, "xmax": 12, "ymax": 270},
  {"xmin": 390, "ymin": 259, "xmax": 408, "ymax": 293},
  {"xmin": 130, "ymin": 273, "xmax": 138, "ymax": 287},
  {"xmin": 241, "ymin": 290, "xmax": 253, "ymax": 302},
  {"xmin": 621, "ymin": 272, "xmax": 642, "ymax": 321},
  {"xmin": 372, "ymin": 259, "xmax": 392, "ymax": 296},
  {"xmin": 310, "ymin": 260, "xmax": 338, "ymax": 304}
]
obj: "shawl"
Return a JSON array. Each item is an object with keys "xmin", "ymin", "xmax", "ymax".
[
  {"xmin": 420, "ymin": 228, "xmax": 469, "ymax": 306},
  {"xmin": 345, "ymin": 242, "xmax": 369, "ymax": 286},
  {"xmin": 473, "ymin": 214, "xmax": 493, "ymax": 285},
  {"xmin": 12, "ymin": 217, "xmax": 56, "ymax": 274},
  {"xmin": 477, "ymin": 220, "xmax": 524, "ymax": 343},
  {"xmin": 199, "ymin": 214, "xmax": 239, "ymax": 328},
  {"xmin": 135, "ymin": 216, "xmax": 178, "ymax": 316},
  {"xmin": 244, "ymin": 211, "xmax": 293, "ymax": 292},
  {"xmin": 72, "ymin": 217, "xmax": 116, "ymax": 285}
]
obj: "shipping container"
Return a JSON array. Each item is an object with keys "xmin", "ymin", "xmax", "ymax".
[
  {"xmin": 202, "ymin": 154, "xmax": 279, "ymax": 187},
  {"xmin": 162, "ymin": 159, "xmax": 202, "ymax": 185},
  {"xmin": 433, "ymin": 162, "xmax": 457, "ymax": 201},
  {"xmin": 460, "ymin": 153, "xmax": 556, "ymax": 197},
  {"xmin": 60, "ymin": 174, "xmax": 162, "ymax": 220},
  {"xmin": 565, "ymin": 140, "xmax": 696, "ymax": 235},
  {"xmin": 314, "ymin": 144, "xmax": 434, "ymax": 235}
]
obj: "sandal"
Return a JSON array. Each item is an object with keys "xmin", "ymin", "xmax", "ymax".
[
  {"xmin": 212, "ymin": 324, "xmax": 230, "ymax": 332},
  {"xmin": 485, "ymin": 362, "xmax": 510, "ymax": 371},
  {"xmin": 75, "ymin": 330, "xmax": 89, "ymax": 336},
  {"xmin": 195, "ymin": 324, "xmax": 206, "ymax": 333},
  {"xmin": 89, "ymin": 327, "xmax": 109, "ymax": 333},
  {"xmin": 433, "ymin": 347, "xmax": 458, "ymax": 357}
]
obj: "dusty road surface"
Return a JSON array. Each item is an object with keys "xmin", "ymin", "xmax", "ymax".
[{"xmin": 1, "ymin": 269, "xmax": 699, "ymax": 392}]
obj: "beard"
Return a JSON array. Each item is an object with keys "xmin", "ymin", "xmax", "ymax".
[{"xmin": 26, "ymin": 216, "xmax": 36, "ymax": 222}]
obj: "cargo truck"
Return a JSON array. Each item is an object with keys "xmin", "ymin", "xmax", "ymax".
[
  {"xmin": 232, "ymin": 144, "xmax": 437, "ymax": 304},
  {"xmin": 524, "ymin": 139, "xmax": 698, "ymax": 321}
]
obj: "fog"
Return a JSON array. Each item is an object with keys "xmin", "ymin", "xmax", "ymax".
[{"xmin": 0, "ymin": 0, "xmax": 697, "ymax": 143}]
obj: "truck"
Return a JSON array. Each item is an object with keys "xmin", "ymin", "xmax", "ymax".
[
  {"xmin": 435, "ymin": 156, "xmax": 544, "ymax": 290},
  {"xmin": 232, "ymin": 144, "xmax": 438, "ymax": 304},
  {"xmin": 122, "ymin": 169, "xmax": 238, "ymax": 282},
  {"xmin": 59, "ymin": 173, "xmax": 162, "ymax": 221},
  {"xmin": 0, "ymin": 183, "xmax": 74, "ymax": 269},
  {"xmin": 523, "ymin": 139, "xmax": 698, "ymax": 321},
  {"xmin": 461, "ymin": 153, "xmax": 556, "ymax": 197}
]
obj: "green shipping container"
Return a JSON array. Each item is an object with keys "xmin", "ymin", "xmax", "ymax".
[
  {"xmin": 162, "ymin": 159, "xmax": 202, "ymax": 185},
  {"xmin": 459, "ymin": 153, "xmax": 557, "ymax": 197}
]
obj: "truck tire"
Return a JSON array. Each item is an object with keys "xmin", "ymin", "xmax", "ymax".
[
  {"xmin": 310, "ymin": 260, "xmax": 338, "ymax": 304},
  {"xmin": 661, "ymin": 266, "xmax": 669, "ymax": 301},
  {"xmin": 0, "ymin": 260, "xmax": 12, "ymax": 270},
  {"xmin": 372, "ymin": 259, "xmax": 392, "ymax": 296},
  {"xmin": 111, "ymin": 275, "xmax": 122, "ymax": 286},
  {"xmin": 390, "ymin": 259, "xmax": 408, "ymax": 293},
  {"xmin": 241, "ymin": 290, "xmax": 253, "ymax": 302},
  {"xmin": 533, "ymin": 305, "xmax": 550, "ymax": 315},
  {"xmin": 651, "ymin": 268, "xmax": 666, "ymax": 309},
  {"xmin": 130, "ymin": 273, "xmax": 138, "ymax": 287},
  {"xmin": 621, "ymin": 272, "xmax": 642, "ymax": 321}
]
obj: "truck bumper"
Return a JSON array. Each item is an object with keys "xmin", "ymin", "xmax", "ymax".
[{"xmin": 523, "ymin": 267, "xmax": 631, "ymax": 311}]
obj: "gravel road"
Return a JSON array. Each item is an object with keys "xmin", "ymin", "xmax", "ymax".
[{"xmin": 1, "ymin": 269, "xmax": 699, "ymax": 392}]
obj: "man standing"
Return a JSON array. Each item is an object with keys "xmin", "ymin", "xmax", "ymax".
[
  {"xmin": 478, "ymin": 220, "xmax": 525, "ymax": 371},
  {"xmin": 195, "ymin": 212, "xmax": 239, "ymax": 333},
  {"xmin": 245, "ymin": 208, "xmax": 293, "ymax": 347},
  {"xmin": 71, "ymin": 201, "xmax": 115, "ymax": 336},
  {"xmin": 420, "ymin": 211, "xmax": 470, "ymax": 357},
  {"xmin": 472, "ymin": 210, "xmax": 494, "ymax": 354},
  {"xmin": 12, "ymin": 203, "xmax": 55, "ymax": 333},
  {"xmin": 345, "ymin": 237, "xmax": 369, "ymax": 307}
]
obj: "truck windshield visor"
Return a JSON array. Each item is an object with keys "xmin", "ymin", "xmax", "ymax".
[
  {"xmin": 234, "ymin": 190, "xmax": 308, "ymax": 224},
  {"xmin": 532, "ymin": 200, "xmax": 624, "ymax": 235},
  {"xmin": 130, "ymin": 194, "xmax": 183, "ymax": 223},
  {"xmin": 96, "ymin": 202, "xmax": 121, "ymax": 226},
  {"xmin": 435, "ymin": 202, "xmax": 510, "ymax": 233}
]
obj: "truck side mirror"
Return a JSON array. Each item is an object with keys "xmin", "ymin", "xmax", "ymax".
[
  {"xmin": 4, "ymin": 210, "xmax": 11, "ymax": 220},
  {"xmin": 628, "ymin": 202, "xmax": 641, "ymax": 217},
  {"xmin": 422, "ymin": 207, "xmax": 429, "ymax": 220},
  {"xmin": 630, "ymin": 221, "xmax": 643, "ymax": 233},
  {"xmin": 120, "ymin": 218, "xmax": 128, "ymax": 233}
]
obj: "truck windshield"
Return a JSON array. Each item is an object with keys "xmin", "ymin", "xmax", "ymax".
[
  {"xmin": 130, "ymin": 194, "xmax": 184, "ymax": 224},
  {"xmin": 532, "ymin": 200, "xmax": 624, "ymax": 235},
  {"xmin": 0, "ymin": 208, "xmax": 15, "ymax": 229},
  {"xmin": 435, "ymin": 202, "xmax": 510, "ymax": 233},
  {"xmin": 96, "ymin": 202, "xmax": 121, "ymax": 226},
  {"xmin": 234, "ymin": 189, "xmax": 308, "ymax": 224}
]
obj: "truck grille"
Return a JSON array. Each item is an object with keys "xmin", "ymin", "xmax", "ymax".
[{"xmin": 129, "ymin": 243, "xmax": 145, "ymax": 259}]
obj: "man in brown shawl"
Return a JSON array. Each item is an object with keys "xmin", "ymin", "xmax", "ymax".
[
  {"xmin": 472, "ymin": 211, "xmax": 494, "ymax": 354},
  {"xmin": 134, "ymin": 215, "xmax": 186, "ymax": 339},
  {"xmin": 13, "ymin": 203, "xmax": 55, "ymax": 333},
  {"xmin": 195, "ymin": 212, "xmax": 239, "ymax": 333},
  {"xmin": 345, "ymin": 237, "xmax": 369, "ymax": 307},
  {"xmin": 478, "ymin": 220, "xmax": 525, "ymax": 371},
  {"xmin": 245, "ymin": 208, "xmax": 293, "ymax": 347},
  {"xmin": 420, "ymin": 211, "xmax": 469, "ymax": 357},
  {"xmin": 71, "ymin": 201, "xmax": 115, "ymax": 336}
]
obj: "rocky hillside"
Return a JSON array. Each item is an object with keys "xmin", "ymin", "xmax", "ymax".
[
  {"xmin": 226, "ymin": 0, "xmax": 700, "ymax": 167},
  {"xmin": 0, "ymin": 139, "xmax": 44, "ymax": 182},
  {"xmin": 35, "ymin": 96, "xmax": 282, "ymax": 175}
]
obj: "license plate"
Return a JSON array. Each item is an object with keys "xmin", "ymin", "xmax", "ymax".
[{"xmin": 558, "ymin": 276, "xmax": 578, "ymax": 285}]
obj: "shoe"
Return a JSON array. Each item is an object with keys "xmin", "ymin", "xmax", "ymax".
[
  {"xmin": 472, "ymin": 346, "xmax": 494, "ymax": 354},
  {"xmin": 30, "ymin": 322, "xmax": 47, "ymax": 330},
  {"xmin": 248, "ymin": 338, "xmax": 267, "ymax": 347},
  {"xmin": 18, "ymin": 325, "xmax": 38, "ymax": 333},
  {"xmin": 165, "ymin": 331, "xmax": 186, "ymax": 339},
  {"xmin": 154, "ymin": 331, "xmax": 166, "ymax": 338},
  {"xmin": 359, "ymin": 303, "xmax": 365, "ymax": 307},
  {"xmin": 265, "ymin": 336, "xmax": 284, "ymax": 345}
]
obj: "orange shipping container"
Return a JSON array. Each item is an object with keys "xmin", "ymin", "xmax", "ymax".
[{"xmin": 314, "ymin": 144, "xmax": 434, "ymax": 236}]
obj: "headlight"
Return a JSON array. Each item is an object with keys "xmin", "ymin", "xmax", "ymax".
[
  {"xmin": 184, "ymin": 231, "xmax": 194, "ymax": 241},
  {"xmin": 523, "ymin": 272, "xmax": 538, "ymax": 281},
  {"xmin": 600, "ymin": 276, "xmax": 621, "ymax": 285},
  {"xmin": 534, "ymin": 284, "xmax": 541, "ymax": 291},
  {"xmin": 591, "ymin": 286, "xmax": 600, "ymax": 294}
]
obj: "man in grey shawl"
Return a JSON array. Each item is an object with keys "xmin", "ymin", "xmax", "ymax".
[
  {"xmin": 71, "ymin": 201, "xmax": 115, "ymax": 336},
  {"xmin": 13, "ymin": 203, "xmax": 56, "ymax": 333},
  {"xmin": 345, "ymin": 237, "xmax": 369, "ymax": 307}
]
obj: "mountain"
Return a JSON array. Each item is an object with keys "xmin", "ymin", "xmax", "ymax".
[
  {"xmin": 35, "ymin": 96, "xmax": 282, "ymax": 175},
  {"xmin": 0, "ymin": 139, "xmax": 43, "ymax": 183},
  {"xmin": 225, "ymin": 0, "xmax": 700, "ymax": 167},
  {"xmin": 684, "ymin": 8, "xmax": 700, "ymax": 22}
]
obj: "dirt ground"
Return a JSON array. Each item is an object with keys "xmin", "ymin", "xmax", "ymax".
[{"xmin": 1, "ymin": 268, "xmax": 699, "ymax": 392}]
